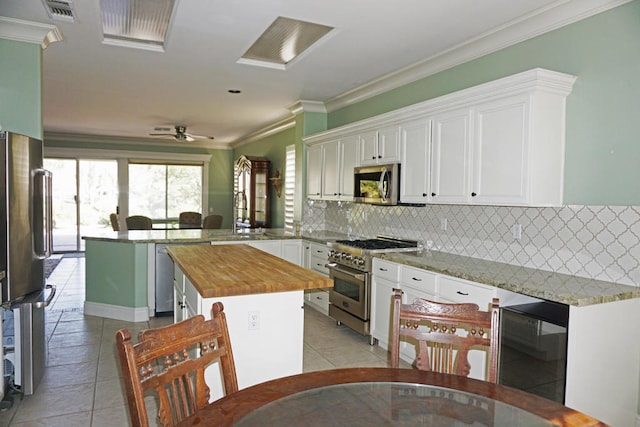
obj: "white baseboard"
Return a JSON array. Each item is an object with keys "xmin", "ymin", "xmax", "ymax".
[{"xmin": 84, "ymin": 301, "xmax": 149, "ymax": 322}]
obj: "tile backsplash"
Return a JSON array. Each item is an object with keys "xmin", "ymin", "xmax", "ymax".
[{"xmin": 303, "ymin": 200, "xmax": 640, "ymax": 287}]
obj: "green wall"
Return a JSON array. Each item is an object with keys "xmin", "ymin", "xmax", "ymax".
[
  {"xmin": 327, "ymin": 1, "xmax": 640, "ymax": 206},
  {"xmin": 85, "ymin": 240, "xmax": 148, "ymax": 308},
  {"xmin": 0, "ymin": 39, "xmax": 43, "ymax": 139},
  {"xmin": 234, "ymin": 127, "xmax": 296, "ymax": 228}
]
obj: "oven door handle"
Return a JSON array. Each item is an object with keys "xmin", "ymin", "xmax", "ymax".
[{"xmin": 326, "ymin": 263, "xmax": 367, "ymax": 281}]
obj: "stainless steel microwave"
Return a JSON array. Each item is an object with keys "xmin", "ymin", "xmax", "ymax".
[{"xmin": 353, "ymin": 163, "xmax": 400, "ymax": 205}]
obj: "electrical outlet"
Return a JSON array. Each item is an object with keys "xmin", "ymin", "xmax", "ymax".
[
  {"xmin": 440, "ymin": 218, "xmax": 447, "ymax": 231},
  {"xmin": 248, "ymin": 311, "xmax": 259, "ymax": 330},
  {"xmin": 512, "ymin": 223, "xmax": 522, "ymax": 240}
]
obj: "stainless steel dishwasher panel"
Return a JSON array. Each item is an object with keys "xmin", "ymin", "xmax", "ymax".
[{"xmin": 155, "ymin": 244, "xmax": 175, "ymax": 315}]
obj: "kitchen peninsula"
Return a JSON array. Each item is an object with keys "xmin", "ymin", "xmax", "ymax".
[
  {"xmin": 167, "ymin": 244, "xmax": 332, "ymax": 397},
  {"xmin": 82, "ymin": 228, "xmax": 320, "ymax": 322}
]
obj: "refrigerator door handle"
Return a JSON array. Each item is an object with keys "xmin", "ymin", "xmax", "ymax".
[
  {"xmin": 33, "ymin": 284, "xmax": 56, "ymax": 309},
  {"xmin": 33, "ymin": 168, "xmax": 53, "ymax": 259}
]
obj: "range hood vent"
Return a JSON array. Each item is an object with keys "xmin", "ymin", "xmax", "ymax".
[{"xmin": 42, "ymin": 0, "xmax": 77, "ymax": 23}]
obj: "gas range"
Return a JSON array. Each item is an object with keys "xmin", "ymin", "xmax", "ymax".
[{"xmin": 328, "ymin": 235, "xmax": 420, "ymax": 272}]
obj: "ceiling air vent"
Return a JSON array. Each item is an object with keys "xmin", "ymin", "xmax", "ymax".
[{"xmin": 42, "ymin": 0, "xmax": 77, "ymax": 23}]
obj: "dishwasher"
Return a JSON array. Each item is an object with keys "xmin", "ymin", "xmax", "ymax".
[
  {"xmin": 499, "ymin": 300, "xmax": 569, "ymax": 404},
  {"xmin": 155, "ymin": 244, "xmax": 175, "ymax": 315}
]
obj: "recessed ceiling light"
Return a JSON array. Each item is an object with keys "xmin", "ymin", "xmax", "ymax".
[
  {"xmin": 239, "ymin": 16, "xmax": 334, "ymax": 70},
  {"xmin": 228, "ymin": 89, "xmax": 242, "ymax": 94}
]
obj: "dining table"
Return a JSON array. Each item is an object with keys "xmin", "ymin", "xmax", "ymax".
[{"xmin": 177, "ymin": 367, "xmax": 607, "ymax": 426}]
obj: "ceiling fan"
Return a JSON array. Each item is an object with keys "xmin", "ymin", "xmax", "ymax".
[{"xmin": 149, "ymin": 125, "xmax": 214, "ymax": 142}]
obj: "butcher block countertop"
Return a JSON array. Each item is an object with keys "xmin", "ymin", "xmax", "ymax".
[{"xmin": 167, "ymin": 244, "xmax": 333, "ymax": 298}]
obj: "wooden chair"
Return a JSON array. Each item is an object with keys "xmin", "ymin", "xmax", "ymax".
[
  {"xmin": 179, "ymin": 211, "xmax": 202, "ymax": 229},
  {"xmin": 390, "ymin": 288, "xmax": 500, "ymax": 383},
  {"xmin": 126, "ymin": 215, "xmax": 153, "ymax": 230},
  {"xmin": 110, "ymin": 213, "xmax": 120, "ymax": 231},
  {"xmin": 116, "ymin": 303, "xmax": 238, "ymax": 427},
  {"xmin": 202, "ymin": 214, "xmax": 223, "ymax": 229}
]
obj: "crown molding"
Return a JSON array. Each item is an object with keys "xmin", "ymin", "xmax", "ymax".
[
  {"xmin": 44, "ymin": 131, "xmax": 231, "ymax": 150},
  {"xmin": 288, "ymin": 100, "xmax": 327, "ymax": 115},
  {"xmin": 0, "ymin": 16, "xmax": 63, "ymax": 49},
  {"xmin": 324, "ymin": 0, "xmax": 631, "ymax": 112},
  {"xmin": 232, "ymin": 116, "xmax": 297, "ymax": 148}
]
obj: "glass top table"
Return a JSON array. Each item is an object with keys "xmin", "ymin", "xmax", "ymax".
[
  {"xmin": 178, "ymin": 368, "xmax": 607, "ymax": 427},
  {"xmin": 235, "ymin": 382, "xmax": 553, "ymax": 426}
]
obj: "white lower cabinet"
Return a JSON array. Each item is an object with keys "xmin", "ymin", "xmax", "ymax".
[
  {"xmin": 371, "ymin": 259, "xmax": 400, "ymax": 348},
  {"xmin": 304, "ymin": 241, "xmax": 331, "ymax": 314}
]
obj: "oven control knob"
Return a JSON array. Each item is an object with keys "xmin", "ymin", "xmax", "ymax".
[
  {"xmin": 357, "ymin": 258, "xmax": 365, "ymax": 266},
  {"xmin": 345, "ymin": 254, "xmax": 352, "ymax": 261},
  {"xmin": 329, "ymin": 250, "xmax": 336, "ymax": 258}
]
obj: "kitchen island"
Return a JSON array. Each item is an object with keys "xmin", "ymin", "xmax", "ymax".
[
  {"xmin": 166, "ymin": 244, "xmax": 333, "ymax": 399},
  {"xmin": 82, "ymin": 228, "xmax": 320, "ymax": 321}
]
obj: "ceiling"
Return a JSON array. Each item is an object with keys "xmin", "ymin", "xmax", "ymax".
[{"xmin": 0, "ymin": 0, "xmax": 622, "ymax": 148}]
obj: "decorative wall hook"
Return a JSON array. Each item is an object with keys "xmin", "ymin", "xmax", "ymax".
[{"xmin": 270, "ymin": 169, "xmax": 282, "ymax": 198}]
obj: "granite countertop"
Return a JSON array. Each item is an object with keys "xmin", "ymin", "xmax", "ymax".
[
  {"xmin": 167, "ymin": 244, "xmax": 333, "ymax": 298},
  {"xmin": 82, "ymin": 228, "xmax": 350, "ymax": 244},
  {"xmin": 82, "ymin": 228, "xmax": 300, "ymax": 243},
  {"xmin": 377, "ymin": 250, "xmax": 640, "ymax": 307}
]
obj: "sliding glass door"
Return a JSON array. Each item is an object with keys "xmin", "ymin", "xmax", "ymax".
[{"xmin": 44, "ymin": 158, "xmax": 118, "ymax": 252}]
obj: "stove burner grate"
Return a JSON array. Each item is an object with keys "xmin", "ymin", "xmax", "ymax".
[{"xmin": 335, "ymin": 239, "xmax": 416, "ymax": 250}]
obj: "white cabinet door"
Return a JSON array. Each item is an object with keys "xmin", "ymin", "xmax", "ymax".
[
  {"xmin": 472, "ymin": 95, "xmax": 529, "ymax": 205},
  {"xmin": 371, "ymin": 276, "xmax": 397, "ymax": 350},
  {"xmin": 359, "ymin": 130, "xmax": 379, "ymax": 165},
  {"xmin": 306, "ymin": 144, "xmax": 323, "ymax": 199},
  {"xmin": 321, "ymin": 140, "xmax": 340, "ymax": 200},
  {"xmin": 282, "ymin": 240, "xmax": 302, "ymax": 266},
  {"xmin": 399, "ymin": 118, "xmax": 431, "ymax": 204},
  {"xmin": 340, "ymin": 135, "xmax": 359, "ymax": 198},
  {"xmin": 400, "ymin": 281, "xmax": 437, "ymax": 363},
  {"xmin": 430, "ymin": 108, "xmax": 473, "ymax": 204},
  {"xmin": 377, "ymin": 125, "xmax": 401, "ymax": 164}
]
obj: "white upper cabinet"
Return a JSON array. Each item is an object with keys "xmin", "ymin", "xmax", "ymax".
[
  {"xmin": 360, "ymin": 127, "xmax": 401, "ymax": 166},
  {"xmin": 306, "ymin": 144, "xmax": 323, "ymax": 199},
  {"xmin": 321, "ymin": 140, "xmax": 340, "ymax": 199},
  {"xmin": 340, "ymin": 135, "xmax": 359, "ymax": 198},
  {"xmin": 309, "ymin": 137, "xmax": 360, "ymax": 201},
  {"xmin": 399, "ymin": 118, "xmax": 432, "ymax": 204},
  {"xmin": 304, "ymin": 68, "xmax": 576, "ymax": 207},
  {"xmin": 430, "ymin": 108, "xmax": 473, "ymax": 204},
  {"xmin": 472, "ymin": 95, "xmax": 530, "ymax": 205}
]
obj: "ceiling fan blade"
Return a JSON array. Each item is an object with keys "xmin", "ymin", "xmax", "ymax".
[
  {"xmin": 149, "ymin": 133, "xmax": 176, "ymax": 137},
  {"xmin": 185, "ymin": 133, "xmax": 215, "ymax": 140}
]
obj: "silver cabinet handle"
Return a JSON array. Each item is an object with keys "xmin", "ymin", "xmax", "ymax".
[
  {"xmin": 456, "ymin": 291, "xmax": 469, "ymax": 296},
  {"xmin": 412, "ymin": 277, "xmax": 422, "ymax": 281}
]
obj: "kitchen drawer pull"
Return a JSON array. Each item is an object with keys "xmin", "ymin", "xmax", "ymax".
[
  {"xmin": 379, "ymin": 268, "xmax": 388, "ymax": 271},
  {"xmin": 412, "ymin": 277, "xmax": 422, "ymax": 281},
  {"xmin": 456, "ymin": 291, "xmax": 469, "ymax": 296}
]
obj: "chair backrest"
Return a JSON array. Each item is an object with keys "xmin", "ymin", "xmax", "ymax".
[
  {"xmin": 126, "ymin": 215, "xmax": 153, "ymax": 230},
  {"xmin": 390, "ymin": 288, "xmax": 500, "ymax": 383},
  {"xmin": 116, "ymin": 303, "xmax": 239, "ymax": 427},
  {"xmin": 179, "ymin": 211, "xmax": 202, "ymax": 229},
  {"xmin": 202, "ymin": 214, "xmax": 223, "ymax": 229},
  {"xmin": 110, "ymin": 213, "xmax": 120, "ymax": 231}
]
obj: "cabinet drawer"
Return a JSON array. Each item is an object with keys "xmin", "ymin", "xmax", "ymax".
[
  {"xmin": 438, "ymin": 276, "xmax": 495, "ymax": 306},
  {"xmin": 373, "ymin": 259, "xmax": 400, "ymax": 282},
  {"xmin": 305, "ymin": 289, "xmax": 329, "ymax": 315},
  {"xmin": 310, "ymin": 255, "xmax": 329, "ymax": 275},
  {"xmin": 400, "ymin": 265, "xmax": 437, "ymax": 294}
]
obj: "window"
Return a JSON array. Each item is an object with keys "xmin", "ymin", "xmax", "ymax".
[
  {"xmin": 129, "ymin": 162, "xmax": 203, "ymax": 223},
  {"xmin": 284, "ymin": 145, "xmax": 296, "ymax": 232}
]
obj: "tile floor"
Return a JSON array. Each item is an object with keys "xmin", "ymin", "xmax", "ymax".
[{"xmin": 0, "ymin": 255, "xmax": 397, "ymax": 426}]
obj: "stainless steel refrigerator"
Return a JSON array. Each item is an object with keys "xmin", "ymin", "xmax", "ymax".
[{"xmin": 1, "ymin": 130, "xmax": 55, "ymax": 396}]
